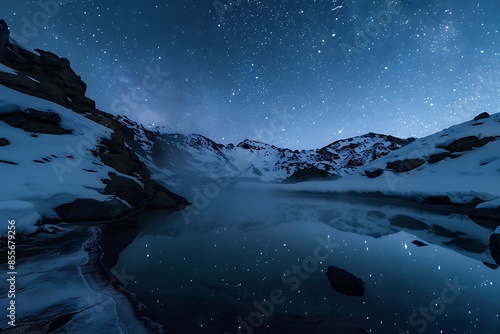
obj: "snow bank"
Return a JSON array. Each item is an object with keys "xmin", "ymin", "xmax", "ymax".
[{"xmin": 0, "ymin": 200, "xmax": 41, "ymax": 237}]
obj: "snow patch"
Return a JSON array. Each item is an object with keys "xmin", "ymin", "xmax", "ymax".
[{"xmin": 0, "ymin": 200, "xmax": 41, "ymax": 237}]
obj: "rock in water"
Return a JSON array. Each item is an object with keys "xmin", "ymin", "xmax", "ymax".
[
  {"xmin": 412, "ymin": 240, "xmax": 428, "ymax": 247},
  {"xmin": 326, "ymin": 265, "xmax": 365, "ymax": 297}
]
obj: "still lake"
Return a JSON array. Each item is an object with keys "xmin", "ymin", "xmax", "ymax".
[{"xmin": 114, "ymin": 188, "xmax": 500, "ymax": 333}]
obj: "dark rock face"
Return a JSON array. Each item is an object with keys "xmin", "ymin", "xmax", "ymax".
[
  {"xmin": 428, "ymin": 152, "xmax": 450, "ymax": 164},
  {"xmin": 412, "ymin": 240, "xmax": 428, "ymax": 247},
  {"xmin": 474, "ymin": 112, "xmax": 490, "ymax": 121},
  {"xmin": 0, "ymin": 21, "xmax": 94, "ymax": 113},
  {"xmin": 440, "ymin": 136, "xmax": 497, "ymax": 153},
  {"xmin": 364, "ymin": 168, "xmax": 383, "ymax": 178},
  {"xmin": 284, "ymin": 165, "xmax": 334, "ymax": 183},
  {"xmin": 326, "ymin": 265, "xmax": 365, "ymax": 297},
  {"xmin": 386, "ymin": 158, "xmax": 425, "ymax": 173},
  {"xmin": 0, "ymin": 110, "xmax": 72, "ymax": 134},
  {"xmin": 24, "ymin": 108, "xmax": 62, "ymax": 123},
  {"xmin": 0, "ymin": 137, "xmax": 9, "ymax": 146}
]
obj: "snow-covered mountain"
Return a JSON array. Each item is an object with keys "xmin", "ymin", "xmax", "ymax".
[{"xmin": 120, "ymin": 116, "xmax": 415, "ymax": 186}]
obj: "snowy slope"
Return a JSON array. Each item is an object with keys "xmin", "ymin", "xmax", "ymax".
[
  {"xmin": 0, "ymin": 62, "xmax": 187, "ymax": 235},
  {"xmin": 0, "ymin": 82, "xmax": 115, "ymax": 229}
]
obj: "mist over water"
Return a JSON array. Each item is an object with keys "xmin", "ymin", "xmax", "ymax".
[{"xmin": 115, "ymin": 188, "xmax": 500, "ymax": 333}]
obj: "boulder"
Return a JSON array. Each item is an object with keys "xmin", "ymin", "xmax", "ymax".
[
  {"xmin": 326, "ymin": 265, "xmax": 365, "ymax": 297},
  {"xmin": 428, "ymin": 152, "xmax": 450, "ymax": 164},
  {"xmin": 364, "ymin": 168, "xmax": 383, "ymax": 179},
  {"xmin": 474, "ymin": 112, "xmax": 490, "ymax": 121},
  {"xmin": 440, "ymin": 136, "xmax": 496, "ymax": 153},
  {"xmin": 386, "ymin": 158, "xmax": 425, "ymax": 173}
]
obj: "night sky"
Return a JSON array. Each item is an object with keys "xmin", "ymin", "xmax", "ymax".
[{"xmin": 2, "ymin": 1, "xmax": 500, "ymax": 149}]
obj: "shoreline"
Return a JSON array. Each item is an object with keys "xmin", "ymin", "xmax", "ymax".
[
  {"xmin": 0, "ymin": 215, "xmax": 168, "ymax": 333},
  {"xmin": 86, "ymin": 224, "xmax": 167, "ymax": 334}
]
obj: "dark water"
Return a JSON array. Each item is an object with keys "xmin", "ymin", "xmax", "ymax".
[{"xmin": 115, "ymin": 189, "xmax": 500, "ymax": 333}]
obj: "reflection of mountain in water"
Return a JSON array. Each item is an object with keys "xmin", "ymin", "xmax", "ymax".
[{"xmin": 137, "ymin": 191, "xmax": 497, "ymax": 267}]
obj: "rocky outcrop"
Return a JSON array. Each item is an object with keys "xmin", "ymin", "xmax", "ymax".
[
  {"xmin": 326, "ymin": 265, "xmax": 365, "ymax": 297},
  {"xmin": 386, "ymin": 158, "xmax": 425, "ymax": 173},
  {"xmin": 428, "ymin": 152, "xmax": 450, "ymax": 164},
  {"xmin": 0, "ymin": 109, "xmax": 72, "ymax": 134},
  {"xmin": 0, "ymin": 22, "xmax": 95, "ymax": 114},
  {"xmin": 474, "ymin": 112, "xmax": 490, "ymax": 121},
  {"xmin": 283, "ymin": 165, "xmax": 335, "ymax": 183},
  {"xmin": 364, "ymin": 168, "xmax": 383, "ymax": 179},
  {"xmin": 438, "ymin": 136, "xmax": 496, "ymax": 153}
]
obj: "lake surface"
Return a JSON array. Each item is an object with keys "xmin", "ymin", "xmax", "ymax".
[{"xmin": 114, "ymin": 189, "xmax": 500, "ymax": 333}]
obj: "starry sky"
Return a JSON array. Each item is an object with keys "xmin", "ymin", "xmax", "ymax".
[{"xmin": 2, "ymin": 1, "xmax": 500, "ymax": 149}]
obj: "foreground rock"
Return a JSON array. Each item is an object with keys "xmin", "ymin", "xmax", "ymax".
[{"xmin": 326, "ymin": 265, "xmax": 365, "ymax": 297}]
